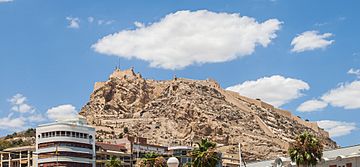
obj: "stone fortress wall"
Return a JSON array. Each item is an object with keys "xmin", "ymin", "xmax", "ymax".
[{"xmin": 226, "ymin": 90, "xmax": 329, "ymax": 138}]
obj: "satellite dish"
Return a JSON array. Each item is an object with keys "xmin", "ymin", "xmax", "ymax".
[{"xmin": 275, "ymin": 158, "xmax": 283, "ymax": 167}]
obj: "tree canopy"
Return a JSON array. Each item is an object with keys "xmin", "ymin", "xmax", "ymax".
[{"xmin": 288, "ymin": 131, "xmax": 323, "ymax": 167}]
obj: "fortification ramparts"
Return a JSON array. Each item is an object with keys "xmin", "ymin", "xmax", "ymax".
[{"xmin": 225, "ymin": 90, "xmax": 329, "ymax": 138}]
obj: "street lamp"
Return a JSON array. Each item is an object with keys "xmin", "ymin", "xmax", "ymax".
[{"xmin": 167, "ymin": 157, "xmax": 180, "ymax": 167}]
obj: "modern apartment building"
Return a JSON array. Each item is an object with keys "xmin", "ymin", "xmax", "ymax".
[{"xmin": 34, "ymin": 117, "xmax": 96, "ymax": 167}]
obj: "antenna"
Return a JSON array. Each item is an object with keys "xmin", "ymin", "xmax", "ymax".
[{"xmin": 117, "ymin": 58, "xmax": 121, "ymax": 69}]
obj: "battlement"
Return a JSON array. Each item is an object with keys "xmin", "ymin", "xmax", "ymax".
[{"xmin": 110, "ymin": 67, "xmax": 140, "ymax": 80}]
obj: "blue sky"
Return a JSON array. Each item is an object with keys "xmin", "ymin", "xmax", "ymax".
[{"xmin": 0, "ymin": 0, "xmax": 359, "ymax": 146}]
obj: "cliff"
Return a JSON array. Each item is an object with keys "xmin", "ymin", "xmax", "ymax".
[{"xmin": 79, "ymin": 68, "xmax": 337, "ymax": 162}]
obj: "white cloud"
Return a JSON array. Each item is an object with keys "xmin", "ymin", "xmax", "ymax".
[
  {"xmin": 0, "ymin": 115, "xmax": 26, "ymax": 130},
  {"xmin": 47, "ymin": 104, "xmax": 78, "ymax": 121},
  {"xmin": 348, "ymin": 68, "xmax": 360, "ymax": 78},
  {"xmin": 88, "ymin": 16, "xmax": 94, "ymax": 23},
  {"xmin": 291, "ymin": 31, "xmax": 334, "ymax": 53},
  {"xmin": 27, "ymin": 113, "xmax": 46, "ymax": 123},
  {"xmin": 66, "ymin": 17, "xmax": 80, "ymax": 29},
  {"xmin": 97, "ymin": 19, "xmax": 114, "ymax": 25},
  {"xmin": 297, "ymin": 99, "xmax": 328, "ymax": 112},
  {"xmin": 226, "ymin": 75, "xmax": 309, "ymax": 107},
  {"xmin": 317, "ymin": 120, "xmax": 357, "ymax": 138},
  {"xmin": 105, "ymin": 20, "xmax": 115, "ymax": 25},
  {"xmin": 321, "ymin": 80, "xmax": 360, "ymax": 109},
  {"xmin": 92, "ymin": 10, "xmax": 282, "ymax": 70},
  {"xmin": 9, "ymin": 94, "xmax": 34, "ymax": 113},
  {"xmin": 134, "ymin": 21, "xmax": 144, "ymax": 28},
  {"xmin": 0, "ymin": 0, "xmax": 13, "ymax": 3}
]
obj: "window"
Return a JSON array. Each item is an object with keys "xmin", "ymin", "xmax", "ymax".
[
  {"xmin": 76, "ymin": 132, "xmax": 80, "ymax": 138},
  {"xmin": 346, "ymin": 164, "xmax": 352, "ymax": 167},
  {"xmin": 72, "ymin": 132, "xmax": 75, "ymax": 137},
  {"xmin": 56, "ymin": 131, "xmax": 60, "ymax": 136},
  {"xmin": 66, "ymin": 131, "xmax": 70, "ymax": 137}
]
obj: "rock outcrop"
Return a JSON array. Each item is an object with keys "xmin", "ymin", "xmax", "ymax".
[{"xmin": 79, "ymin": 68, "xmax": 337, "ymax": 162}]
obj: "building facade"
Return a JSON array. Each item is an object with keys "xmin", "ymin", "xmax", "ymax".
[
  {"xmin": 167, "ymin": 146, "xmax": 192, "ymax": 166},
  {"xmin": 95, "ymin": 142, "xmax": 131, "ymax": 167},
  {"xmin": 246, "ymin": 144, "xmax": 360, "ymax": 167},
  {"xmin": 34, "ymin": 117, "xmax": 96, "ymax": 167},
  {"xmin": 0, "ymin": 146, "xmax": 35, "ymax": 167}
]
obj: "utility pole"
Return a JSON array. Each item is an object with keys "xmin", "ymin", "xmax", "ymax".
[{"xmin": 56, "ymin": 144, "xmax": 59, "ymax": 167}]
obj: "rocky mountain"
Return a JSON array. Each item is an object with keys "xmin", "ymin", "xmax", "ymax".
[{"xmin": 79, "ymin": 68, "xmax": 337, "ymax": 162}]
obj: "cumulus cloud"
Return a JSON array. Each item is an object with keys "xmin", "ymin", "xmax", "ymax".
[
  {"xmin": 226, "ymin": 75, "xmax": 309, "ymax": 107},
  {"xmin": 348, "ymin": 68, "xmax": 360, "ymax": 78},
  {"xmin": 317, "ymin": 120, "xmax": 357, "ymax": 138},
  {"xmin": 92, "ymin": 10, "xmax": 282, "ymax": 70},
  {"xmin": 0, "ymin": 115, "xmax": 26, "ymax": 130},
  {"xmin": 321, "ymin": 81, "xmax": 360, "ymax": 109},
  {"xmin": 291, "ymin": 31, "xmax": 334, "ymax": 53},
  {"xmin": 9, "ymin": 94, "xmax": 34, "ymax": 113},
  {"xmin": 47, "ymin": 104, "xmax": 78, "ymax": 121},
  {"xmin": 66, "ymin": 17, "xmax": 80, "ymax": 29},
  {"xmin": 297, "ymin": 99, "xmax": 328, "ymax": 112}
]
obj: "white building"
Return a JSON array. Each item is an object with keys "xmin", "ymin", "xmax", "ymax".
[
  {"xmin": 168, "ymin": 146, "xmax": 193, "ymax": 166},
  {"xmin": 34, "ymin": 117, "xmax": 96, "ymax": 167},
  {"xmin": 246, "ymin": 144, "xmax": 360, "ymax": 167}
]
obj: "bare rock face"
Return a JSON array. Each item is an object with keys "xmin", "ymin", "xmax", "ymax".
[{"xmin": 80, "ymin": 68, "xmax": 337, "ymax": 162}]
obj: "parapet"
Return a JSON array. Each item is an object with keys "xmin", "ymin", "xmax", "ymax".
[
  {"xmin": 206, "ymin": 78, "xmax": 221, "ymax": 88},
  {"xmin": 109, "ymin": 67, "xmax": 141, "ymax": 80}
]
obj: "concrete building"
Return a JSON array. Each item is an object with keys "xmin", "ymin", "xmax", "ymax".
[
  {"xmin": 0, "ymin": 145, "xmax": 35, "ymax": 167},
  {"xmin": 246, "ymin": 144, "xmax": 360, "ymax": 167},
  {"xmin": 167, "ymin": 146, "xmax": 193, "ymax": 166},
  {"xmin": 34, "ymin": 117, "xmax": 96, "ymax": 167},
  {"xmin": 104, "ymin": 136, "xmax": 168, "ymax": 158},
  {"xmin": 95, "ymin": 142, "xmax": 131, "ymax": 167}
]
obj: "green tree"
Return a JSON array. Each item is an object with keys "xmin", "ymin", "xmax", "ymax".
[
  {"xmin": 105, "ymin": 156, "xmax": 122, "ymax": 167},
  {"xmin": 190, "ymin": 138, "xmax": 220, "ymax": 167},
  {"xmin": 288, "ymin": 131, "xmax": 323, "ymax": 167},
  {"xmin": 138, "ymin": 152, "xmax": 167, "ymax": 167}
]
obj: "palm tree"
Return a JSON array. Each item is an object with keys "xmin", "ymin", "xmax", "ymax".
[
  {"xmin": 190, "ymin": 138, "xmax": 220, "ymax": 167},
  {"xmin": 138, "ymin": 152, "xmax": 167, "ymax": 167},
  {"xmin": 106, "ymin": 156, "xmax": 122, "ymax": 167},
  {"xmin": 288, "ymin": 131, "xmax": 323, "ymax": 167}
]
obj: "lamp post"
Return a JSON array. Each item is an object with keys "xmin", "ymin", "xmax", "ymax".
[{"xmin": 167, "ymin": 157, "xmax": 179, "ymax": 167}]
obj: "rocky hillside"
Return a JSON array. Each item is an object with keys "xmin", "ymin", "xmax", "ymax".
[
  {"xmin": 79, "ymin": 68, "xmax": 337, "ymax": 162},
  {"xmin": 0, "ymin": 128, "xmax": 35, "ymax": 151}
]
